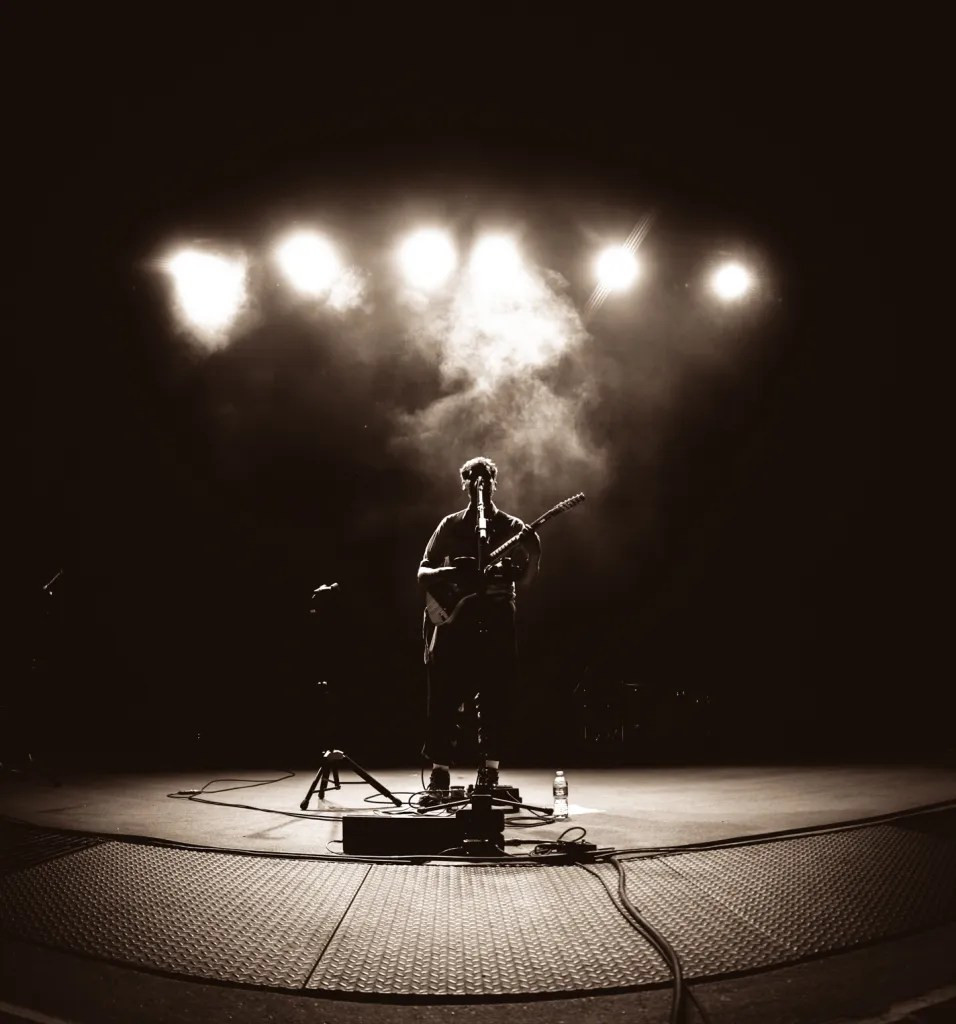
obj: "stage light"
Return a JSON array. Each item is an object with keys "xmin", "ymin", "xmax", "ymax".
[
  {"xmin": 595, "ymin": 245, "xmax": 640, "ymax": 292},
  {"xmin": 163, "ymin": 248, "xmax": 247, "ymax": 337},
  {"xmin": 274, "ymin": 230, "xmax": 341, "ymax": 297},
  {"xmin": 397, "ymin": 228, "xmax": 457, "ymax": 291},
  {"xmin": 468, "ymin": 234, "xmax": 522, "ymax": 287},
  {"xmin": 710, "ymin": 261, "xmax": 754, "ymax": 301}
]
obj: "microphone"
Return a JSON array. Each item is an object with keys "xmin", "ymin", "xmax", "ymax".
[
  {"xmin": 42, "ymin": 568, "xmax": 64, "ymax": 594},
  {"xmin": 467, "ymin": 464, "xmax": 494, "ymax": 484},
  {"xmin": 475, "ymin": 478, "xmax": 489, "ymax": 542}
]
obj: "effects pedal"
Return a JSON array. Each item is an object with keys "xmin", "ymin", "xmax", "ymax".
[{"xmin": 465, "ymin": 784, "xmax": 521, "ymax": 804}]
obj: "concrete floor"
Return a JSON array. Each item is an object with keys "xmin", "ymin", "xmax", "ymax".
[{"xmin": 1, "ymin": 763, "xmax": 955, "ymax": 853}]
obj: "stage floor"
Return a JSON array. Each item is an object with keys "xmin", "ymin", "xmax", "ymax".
[
  {"xmin": 1, "ymin": 763, "xmax": 955, "ymax": 1024},
  {"xmin": 1, "ymin": 763, "xmax": 955, "ymax": 854}
]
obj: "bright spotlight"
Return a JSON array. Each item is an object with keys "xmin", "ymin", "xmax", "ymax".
[
  {"xmin": 595, "ymin": 245, "xmax": 640, "ymax": 292},
  {"xmin": 710, "ymin": 261, "xmax": 754, "ymax": 301},
  {"xmin": 469, "ymin": 234, "xmax": 522, "ymax": 287},
  {"xmin": 164, "ymin": 248, "xmax": 247, "ymax": 337},
  {"xmin": 274, "ymin": 230, "xmax": 341, "ymax": 297},
  {"xmin": 398, "ymin": 228, "xmax": 457, "ymax": 291}
]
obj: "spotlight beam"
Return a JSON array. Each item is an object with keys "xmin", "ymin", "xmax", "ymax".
[
  {"xmin": 398, "ymin": 228, "xmax": 457, "ymax": 292},
  {"xmin": 163, "ymin": 247, "xmax": 248, "ymax": 343},
  {"xmin": 274, "ymin": 230, "xmax": 342, "ymax": 297},
  {"xmin": 710, "ymin": 260, "xmax": 754, "ymax": 301}
]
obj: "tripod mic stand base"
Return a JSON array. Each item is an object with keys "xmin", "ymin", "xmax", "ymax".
[{"xmin": 300, "ymin": 749, "xmax": 402, "ymax": 810}]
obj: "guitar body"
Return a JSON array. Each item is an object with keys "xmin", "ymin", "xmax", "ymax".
[
  {"xmin": 424, "ymin": 581, "xmax": 476, "ymax": 627},
  {"xmin": 423, "ymin": 566, "xmax": 515, "ymax": 625},
  {"xmin": 423, "ymin": 492, "xmax": 585, "ymax": 628}
]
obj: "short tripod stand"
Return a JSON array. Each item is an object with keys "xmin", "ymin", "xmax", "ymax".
[
  {"xmin": 300, "ymin": 748, "xmax": 401, "ymax": 809},
  {"xmin": 299, "ymin": 584, "xmax": 401, "ymax": 810}
]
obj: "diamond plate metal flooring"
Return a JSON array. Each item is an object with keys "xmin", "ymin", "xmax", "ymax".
[
  {"xmin": 0, "ymin": 819, "xmax": 103, "ymax": 876},
  {"xmin": 1, "ymin": 815, "xmax": 954, "ymax": 998},
  {"xmin": 305, "ymin": 863, "xmax": 671, "ymax": 995}
]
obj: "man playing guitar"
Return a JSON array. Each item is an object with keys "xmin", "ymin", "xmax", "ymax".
[{"xmin": 416, "ymin": 457, "xmax": 541, "ymax": 806}]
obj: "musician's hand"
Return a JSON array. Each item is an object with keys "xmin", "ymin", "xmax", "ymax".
[
  {"xmin": 449, "ymin": 556, "xmax": 479, "ymax": 586},
  {"xmin": 488, "ymin": 557, "xmax": 521, "ymax": 583}
]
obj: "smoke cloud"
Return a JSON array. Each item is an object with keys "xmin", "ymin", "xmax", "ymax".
[{"xmin": 392, "ymin": 253, "xmax": 607, "ymax": 510}]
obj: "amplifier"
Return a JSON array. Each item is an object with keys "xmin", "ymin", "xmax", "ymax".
[{"xmin": 342, "ymin": 814, "xmax": 462, "ymax": 855}]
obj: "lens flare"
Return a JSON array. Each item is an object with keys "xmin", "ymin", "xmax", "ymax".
[
  {"xmin": 397, "ymin": 228, "xmax": 457, "ymax": 291},
  {"xmin": 710, "ymin": 261, "xmax": 754, "ymax": 301},
  {"xmin": 595, "ymin": 245, "xmax": 640, "ymax": 292},
  {"xmin": 163, "ymin": 248, "xmax": 248, "ymax": 342},
  {"xmin": 274, "ymin": 230, "xmax": 342, "ymax": 297}
]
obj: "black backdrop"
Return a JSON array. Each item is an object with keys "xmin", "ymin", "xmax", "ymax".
[{"xmin": 15, "ymin": 10, "xmax": 946, "ymax": 769}]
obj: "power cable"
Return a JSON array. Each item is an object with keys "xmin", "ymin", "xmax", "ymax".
[
  {"xmin": 600, "ymin": 797, "xmax": 956, "ymax": 861},
  {"xmin": 578, "ymin": 858, "xmax": 712, "ymax": 1024}
]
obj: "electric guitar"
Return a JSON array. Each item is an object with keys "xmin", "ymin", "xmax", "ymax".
[{"xmin": 424, "ymin": 492, "xmax": 585, "ymax": 627}]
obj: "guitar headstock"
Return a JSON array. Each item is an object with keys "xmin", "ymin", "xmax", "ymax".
[
  {"xmin": 491, "ymin": 491, "xmax": 586, "ymax": 557},
  {"xmin": 559, "ymin": 492, "xmax": 585, "ymax": 511}
]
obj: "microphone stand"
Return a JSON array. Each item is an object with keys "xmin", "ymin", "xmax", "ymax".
[
  {"xmin": 474, "ymin": 478, "xmax": 490, "ymax": 572},
  {"xmin": 299, "ymin": 582, "xmax": 402, "ymax": 809},
  {"xmin": 473, "ymin": 478, "xmax": 492, "ymax": 641}
]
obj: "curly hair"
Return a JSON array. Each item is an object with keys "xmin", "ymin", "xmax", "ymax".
[{"xmin": 459, "ymin": 456, "xmax": 498, "ymax": 492}]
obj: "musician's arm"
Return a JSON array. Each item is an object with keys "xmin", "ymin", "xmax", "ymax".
[
  {"xmin": 417, "ymin": 563, "xmax": 457, "ymax": 590},
  {"xmin": 513, "ymin": 527, "xmax": 541, "ymax": 587},
  {"xmin": 418, "ymin": 518, "xmax": 459, "ymax": 591}
]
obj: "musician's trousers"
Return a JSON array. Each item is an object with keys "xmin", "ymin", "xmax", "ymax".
[{"xmin": 422, "ymin": 602, "xmax": 517, "ymax": 766}]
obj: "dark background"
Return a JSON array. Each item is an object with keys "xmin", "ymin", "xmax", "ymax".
[{"xmin": 14, "ymin": 10, "xmax": 944, "ymax": 770}]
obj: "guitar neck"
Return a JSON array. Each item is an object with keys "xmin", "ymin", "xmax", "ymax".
[
  {"xmin": 485, "ymin": 531, "xmax": 528, "ymax": 566},
  {"xmin": 483, "ymin": 494, "xmax": 584, "ymax": 569}
]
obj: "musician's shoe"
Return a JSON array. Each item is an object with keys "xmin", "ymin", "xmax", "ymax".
[
  {"xmin": 419, "ymin": 767, "xmax": 451, "ymax": 808},
  {"xmin": 473, "ymin": 765, "xmax": 499, "ymax": 795}
]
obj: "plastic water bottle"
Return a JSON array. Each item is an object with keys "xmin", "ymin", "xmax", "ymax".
[{"xmin": 553, "ymin": 770, "xmax": 569, "ymax": 820}]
